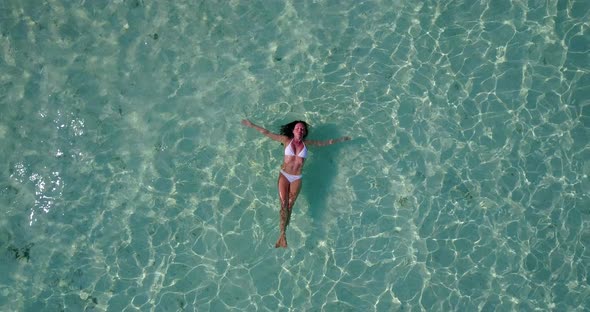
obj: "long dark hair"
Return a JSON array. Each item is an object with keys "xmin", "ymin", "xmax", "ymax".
[{"xmin": 280, "ymin": 120, "xmax": 309, "ymax": 139}]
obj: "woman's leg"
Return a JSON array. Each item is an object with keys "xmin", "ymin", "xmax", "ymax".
[
  {"xmin": 286, "ymin": 179, "xmax": 302, "ymax": 228},
  {"xmin": 276, "ymin": 173, "xmax": 292, "ymax": 248},
  {"xmin": 276, "ymin": 173, "xmax": 303, "ymax": 248}
]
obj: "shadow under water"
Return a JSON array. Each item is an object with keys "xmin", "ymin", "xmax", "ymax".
[{"xmin": 300, "ymin": 123, "xmax": 350, "ymax": 249}]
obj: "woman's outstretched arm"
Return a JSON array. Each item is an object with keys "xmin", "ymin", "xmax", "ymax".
[
  {"xmin": 241, "ymin": 119, "xmax": 286, "ymax": 143},
  {"xmin": 305, "ymin": 136, "xmax": 351, "ymax": 147}
]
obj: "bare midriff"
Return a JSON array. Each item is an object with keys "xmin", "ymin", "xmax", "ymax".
[{"xmin": 281, "ymin": 155, "xmax": 305, "ymax": 175}]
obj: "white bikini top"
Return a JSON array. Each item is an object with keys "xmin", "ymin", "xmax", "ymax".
[{"xmin": 284, "ymin": 140, "xmax": 307, "ymax": 158}]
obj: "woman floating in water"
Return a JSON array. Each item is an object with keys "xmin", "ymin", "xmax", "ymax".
[{"xmin": 241, "ymin": 119, "xmax": 351, "ymax": 248}]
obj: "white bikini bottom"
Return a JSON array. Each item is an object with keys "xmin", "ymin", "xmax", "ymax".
[{"xmin": 280, "ymin": 169, "xmax": 302, "ymax": 183}]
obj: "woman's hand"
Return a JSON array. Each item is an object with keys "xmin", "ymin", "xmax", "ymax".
[
  {"xmin": 324, "ymin": 136, "xmax": 351, "ymax": 146},
  {"xmin": 241, "ymin": 119, "xmax": 253, "ymax": 127},
  {"xmin": 332, "ymin": 136, "xmax": 351, "ymax": 144}
]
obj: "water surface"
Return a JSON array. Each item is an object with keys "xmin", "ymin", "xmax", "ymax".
[{"xmin": 1, "ymin": 0, "xmax": 589, "ymax": 311}]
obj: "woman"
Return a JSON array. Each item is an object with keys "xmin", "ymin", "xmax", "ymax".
[{"xmin": 241, "ymin": 119, "xmax": 351, "ymax": 248}]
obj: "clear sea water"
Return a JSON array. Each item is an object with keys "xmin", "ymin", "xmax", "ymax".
[{"xmin": 1, "ymin": 0, "xmax": 589, "ymax": 311}]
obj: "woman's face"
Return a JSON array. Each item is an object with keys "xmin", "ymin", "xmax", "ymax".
[{"xmin": 293, "ymin": 123, "xmax": 307, "ymax": 139}]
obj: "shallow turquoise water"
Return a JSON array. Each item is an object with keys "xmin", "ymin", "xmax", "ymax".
[{"xmin": 1, "ymin": 0, "xmax": 589, "ymax": 311}]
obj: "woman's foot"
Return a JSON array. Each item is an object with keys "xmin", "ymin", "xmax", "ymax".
[{"xmin": 275, "ymin": 234, "xmax": 287, "ymax": 248}]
